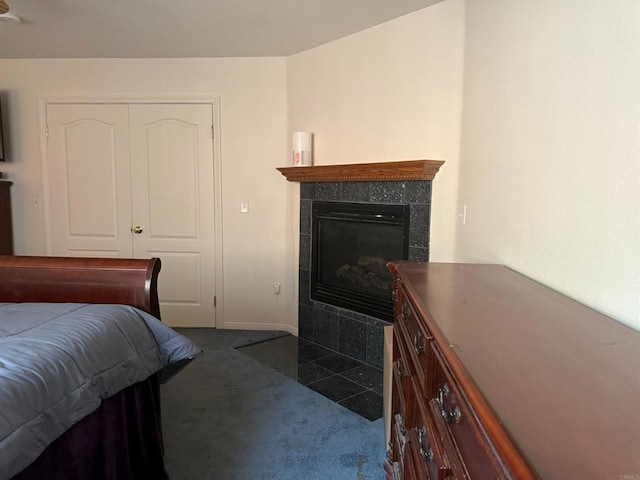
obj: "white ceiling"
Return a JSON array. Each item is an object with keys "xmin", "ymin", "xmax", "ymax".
[{"xmin": 0, "ymin": 0, "xmax": 441, "ymax": 59}]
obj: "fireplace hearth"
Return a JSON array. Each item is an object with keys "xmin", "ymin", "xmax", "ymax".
[{"xmin": 311, "ymin": 201, "xmax": 409, "ymax": 321}]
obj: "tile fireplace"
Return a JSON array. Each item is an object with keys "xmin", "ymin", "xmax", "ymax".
[{"xmin": 278, "ymin": 160, "xmax": 443, "ymax": 369}]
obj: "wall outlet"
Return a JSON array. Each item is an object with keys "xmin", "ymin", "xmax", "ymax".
[{"xmin": 273, "ymin": 282, "xmax": 281, "ymax": 295}]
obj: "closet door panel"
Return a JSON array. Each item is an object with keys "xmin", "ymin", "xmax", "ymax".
[
  {"xmin": 129, "ymin": 104, "xmax": 216, "ymax": 328},
  {"xmin": 46, "ymin": 104, "xmax": 133, "ymax": 258}
]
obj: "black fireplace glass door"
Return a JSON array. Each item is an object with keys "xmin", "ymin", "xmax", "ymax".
[{"xmin": 311, "ymin": 201, "xmax": 409, "ymax": 320}]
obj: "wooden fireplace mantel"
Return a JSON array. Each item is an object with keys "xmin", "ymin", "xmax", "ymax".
[{"xmin": 276, "ymin": 160, "xmax": 444, "ymax": 183}]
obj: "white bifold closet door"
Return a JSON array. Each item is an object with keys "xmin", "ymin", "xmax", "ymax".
[{"xmin": 46, "ymin": 103, "xmax": 216, "ymax": 328}]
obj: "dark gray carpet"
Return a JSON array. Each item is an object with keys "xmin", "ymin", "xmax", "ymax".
[{"xmin": 161, "ymin": 329, "xmax": 386, "ymax": 480}]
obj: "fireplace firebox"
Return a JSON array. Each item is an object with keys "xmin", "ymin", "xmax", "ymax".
[{"xmin": 311, "ymin": 201, "xmax": 409, "ymax": 321}]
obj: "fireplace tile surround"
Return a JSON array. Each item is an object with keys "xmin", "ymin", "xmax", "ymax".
[
  {"xmin": 299, "ymin": 180, "xmax": 432, "ymax": 368},
  {"xmin": 278, "ymin": 160, "xmax": 442, "ymax": 369}
]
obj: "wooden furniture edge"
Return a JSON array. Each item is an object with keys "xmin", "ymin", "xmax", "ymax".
[
  {"xmin": 277, "ymin": 159, "xmax": 444, "ymax": 183},
  {"xmin": 0, "ymin": 255, "xmax": 162, "ymax": 319},
  {"xmin": 0, "ymin": 181, "xmax": 13, "ymax": 255},
  {"xmin": 388, "ymin": 261, "xmax": 538, "ymax": 479}
]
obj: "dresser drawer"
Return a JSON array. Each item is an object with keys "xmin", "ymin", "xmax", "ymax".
[
  {"xmin": 408, "ymin": 376, "xmax": 456, "ymax": 480},
  {"xmin": 396, "ymin": 298, "xmax": 434, "ymax": 393},
  {"xmin": 407, "ymin": 428, "xmax": 435, "ymax": 480},
  {"xmin": 430, "ymin": 345, "xmax": 501, "ymax": 478},
  {"xmin": 392, "ymin": 358, "xmax": 408, "ymax": 418},
  {"xmin": 403, "ymin": 439, "xmax": 419, "ymax": 480},
  {"xmin": 392, "ymin": 329, "xmax": 414, "ymax": 415},
  {"xmin": 393, "ymin": 412, "xmax": 410, "ymax": 478},
  {"xmin": 384, "ymin": 459, "xmax": 402, "ymax": 480}
]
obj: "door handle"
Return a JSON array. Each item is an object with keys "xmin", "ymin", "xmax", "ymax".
[{"xmin": 131, "ymin": 225, "xmax": 143, "ymax": 234}]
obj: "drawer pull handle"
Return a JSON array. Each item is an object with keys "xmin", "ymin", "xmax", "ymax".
[
  {"xmin": 418, "ymin": 426, "xmax": 434, "ymax": 463},
  {"xmin": 441, "ymin": 383, "xmax": 450, "ymax": 398},
  {"xmin": 421, "ymin": 447, "xmax": 434, "ymax": 463},
  {"xmin": 394, "ymin": 359, "xmax": 407, "ymax": 378},
  {"xmin": 451, "ymin": 405, "xmax": 462, "ymax": 424},
  {"xmin": 437, "ymin": 384, "xmax": 463, "ymax": 424},
  {"xmin": 395, "ymin": 413, "xmax": 408, "ymax": 437},
  {"xmin": 437, "ymin": 383, "xmax": 449, "ymax": 406},
  {"xmin": 441, "ymin": 406, "xmax": 462, "ymax": 425},
  {"xmin": 394, "ymin": 414, "xmax": 408, "ymax": 455},
  {"xmin": 413, "ymin": 330, "xmax": 425, "ymax": 355}
]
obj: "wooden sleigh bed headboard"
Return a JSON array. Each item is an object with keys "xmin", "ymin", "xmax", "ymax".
[{"xmin": 0, "ymin": 255, "xmax": 162, "ymax": 319}]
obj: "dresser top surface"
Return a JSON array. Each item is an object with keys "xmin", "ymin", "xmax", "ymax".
[{"xmin": 394, "ymin": 262, "xmax": 640, "ymax": 480}]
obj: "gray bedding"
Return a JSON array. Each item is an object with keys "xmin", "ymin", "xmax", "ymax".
[{"xmin": 0, "ymin": 303, "xmax": 200, "ymax": 480}]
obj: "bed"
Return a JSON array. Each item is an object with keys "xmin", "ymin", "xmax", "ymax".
[{"xmin": 0, "ymin": 255, "xmax": 199, "ymax": 480}]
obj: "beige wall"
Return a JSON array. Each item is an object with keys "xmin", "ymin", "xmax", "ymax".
[
  {"xmin": 458, "ymin": 1, "xmax": 640, "ymax": 330},
  {"xmin": 287, "ymin": 1, "xmax": 466, "ymax": 262},
  {"xmin": 0, "ymin": 58, "xmax": 297, "ymax": 333}
]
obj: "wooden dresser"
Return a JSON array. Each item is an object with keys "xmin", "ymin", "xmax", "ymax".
[
  {"xmin": 385, "ymin": 262, "xmax": 640, "ymax": 480},
  {"xmin": 0, "ymin": 181, "xmax": 13, "ymax": 254}
]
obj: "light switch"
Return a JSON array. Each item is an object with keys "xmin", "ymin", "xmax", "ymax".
[
  {"xmin": 458, "ymin": 204, "xmax": 467, "ymax": 225},
  {"xmin": 240, "ymin": 200, "xmax": 249, "ymax": 213}
]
